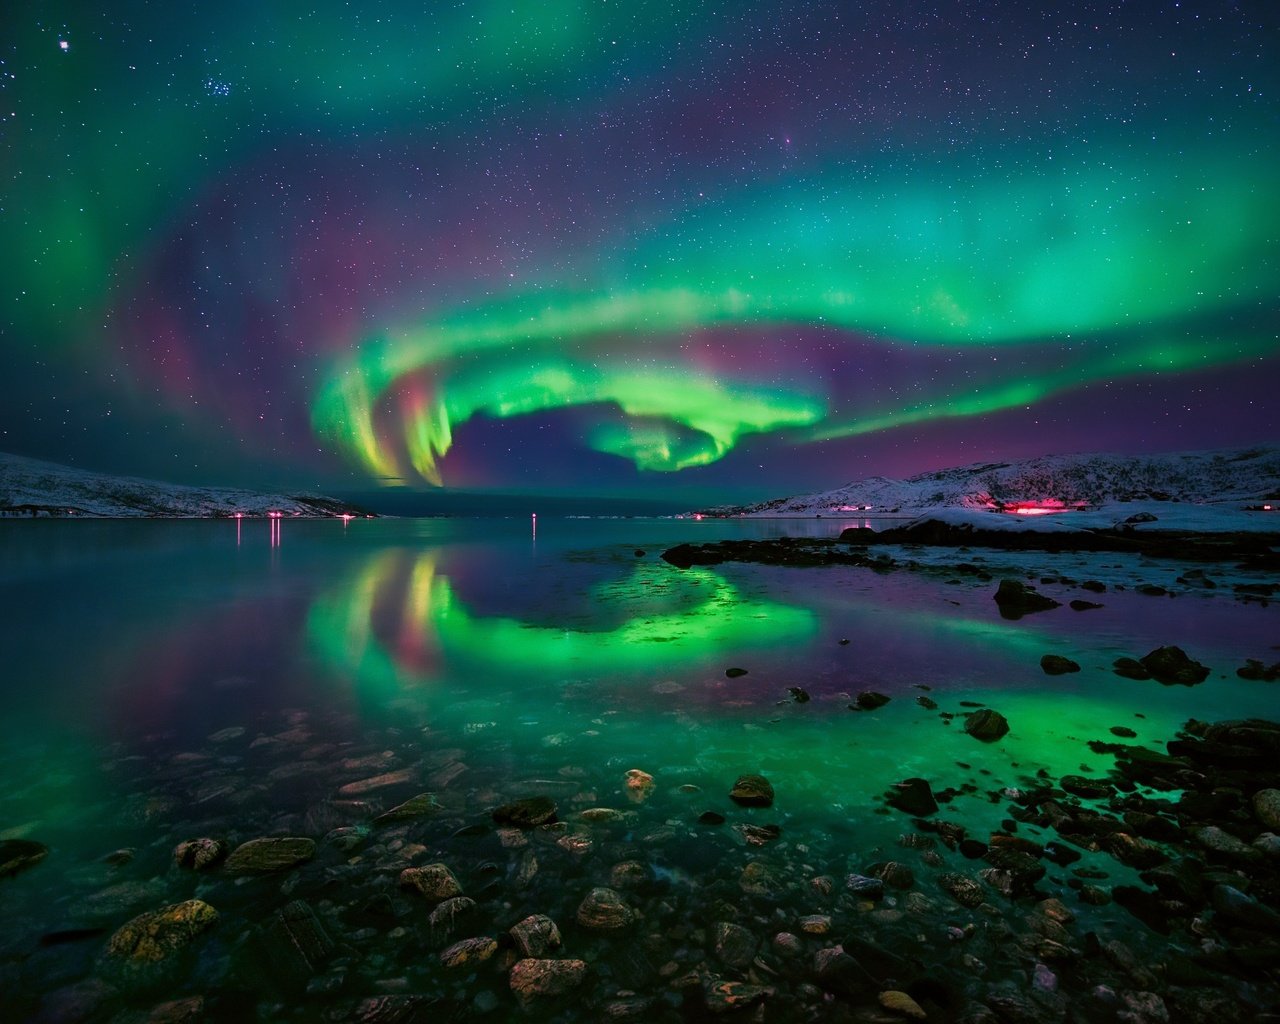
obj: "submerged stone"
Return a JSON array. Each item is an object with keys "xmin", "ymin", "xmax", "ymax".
[
  {"xmin": 887, "ymin": 778, "xmax": 938, "ymax": 816},
  {"xmin": 492, "ymin": 796, "xmax": 557, "ymax": 827},
  {"xmin": 0, "ymin": 838, "xmax": 48, "ymax": 877},
  {"xmin": 1139, "ymin": 646, "xmax": 1210, "ymax": 685},
  {"xmin": 173, "ymin": 837, "xmax": 226, "ymax": 871},
  {"xmin": 964, "ymin": 709, "xmax": 1010, "ymax": 742},
  {"xmin": 509, "ymin": 958, "xmax": 587, "ymax": 1003},
  {"xmin": 576, "ymin": 887, "xmax": 633, "ymax": 930},
  {"xmin": 224, "ymin": 837, "xmax": 314, "ymax": 874},
  {"xmin": 399, "ymin": 863, "xmax": 463, "ymax": 903},
  {"xmin": 102, "ymin": 900, "xmax": 218, "ymax": 984},
  {"xmin": 1040, "ymin": 654, "xmax": 1081, "ymax": 675},
  {"xmin": 730, "ymin": 774, "xmax": 774, "ymax": 807}
]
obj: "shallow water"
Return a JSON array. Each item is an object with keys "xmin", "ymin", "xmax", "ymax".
[{"xmin": 0, "ymin": 517, "xmax": 1275, "ymax": 1019}]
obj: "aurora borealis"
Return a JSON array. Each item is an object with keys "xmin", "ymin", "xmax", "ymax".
[{"xmin": 3, "ymin": 2, "xmax": 1277, "ymax": 500}]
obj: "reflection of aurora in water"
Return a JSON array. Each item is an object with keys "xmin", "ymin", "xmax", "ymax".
[{"xmin": 305, "ymin": 550, "xmax": 817, "ymax": 696}]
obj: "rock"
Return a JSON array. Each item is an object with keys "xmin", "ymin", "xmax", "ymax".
[
  {"xmin": 798, "ymin": 915, "xmax": 831, "ymax": 935},
  {"xmin": 258, "ymin": 900, "xmax": 336, "ymax": 989},
  {"xmin": 854, "ymin": 690, "xmax": 891, "ymax": 710},
  {"xmin": 1237, "ymin": 659, "xmax": 1280, "ymax": 681},
  {"xmin": 1193, "ymin": 826, "xmax": 1261, "ymax": 863},
  {"xmin": 773, "ymin": 932, "xmax": 804, "ymax": 957},
  {"xmin": 872, "ymin": 861, "xmax": 915, "ymax": 889},
  {"xmin": 1110, "ymin": 726, "xmax": 1138, "ymax": 738},
  {"xmin": 102, "ymin": 900, "xmax": 218, "ymax": 982},
  {"xmin": 492, "ymin": 796, "xmax": 557, "ymax": 827},
  {"xmin": 994, "ymin": 579, "xmax": 1061, "ymax": 618},
  {"xmin": 725, "ymin": 667, "xmax": 748, "ymax": 678},
  {"xmin": 1211, "ymin": 884, "xmax": 1280, "ymax": 932},
  {"xmin": 1070, "ymin": 599, "xmax": 1104, "ymax": 611},
  {"xmin": 224, "ymin": 837, "xmax": 314, "ymax": 873},
  {"xmin": 964, "ymin": 709, "xmax": 1010, "ymax": 742},
  {"xmin": 373, "ymin": 793, "xmax": 441, "ymax": 826},
  {"xmin": 1040, "ymin": 655, "xmax": 1080, "ymax": 675},
  {"xmin": 1253, "ymin": 788, "xmax": 1280, "ymax": 829},
  {"xmin": 338, "ymin": 768, "xmax": 415, "ymax": 795},
  {"xmin": 623, "ymin": 769, "xmax": 654, "ymax": 803},
  {"xmin": 739, "ymin": 861, "xmax": 780, "ymax": 897},
  {"xmin": 704, "ymin": 977, "xmax": 772, "ymax": 1013},
  {"xmin": 399, "ymin": 863, "xmax": 463, "ymax": 903},
  {"xmin": 939, "ymin": 873, "xmax": 985, "ymax": 908},
  {"xmin": 714, "ymin": 921, "xmax": 757, "ymax": 967},
  {"xmin": 845, "ymin": 874, "xmax": 885, "ymax": 899},
  {"xmin": 439, "ymin": 936, "xmax": 498, "ymax": 968},
  {"xmin": 887, "ymin": 777, "xmax": 938, "ymax": 816},
  {"xmin": 1139, "ymin": 646, "xmax": 1210, "ymax": 685},
  {"xmin": 0, "ymin": 838, "xmax": 49, "ymax": 877},
  {"xmin": 699, "ymin": 810, "xmax": 726, "ymax": 825},
  {"xmin": 917, "ymin": 695, "xmax": 939, "ymax": 710},
  {"xmin": 428, "ymin": 896, "xmax": 477, "ymax": 937},
  {"xmin": 788, "ymin": 686, "xmax": 811, "ymax": 703},
  {"xmin": 576, "ymin": 887, "xmax": 633, "ymax": 930},
  {"xmin": 729, "ymin": 774, "xmax": 774, "ymax": 807},
  {"xmin": 880, "ymin": 989, "xmax": 927, "ymax": 1020},
  {"xmin": 509, "ymin": 958, "xmax": 587, "ymax": 1003},
  {"xmin": 172, "ymin": 838, "xmax": 226, "ymax": 871},
  {"xmin": 509, "ymin": 914, "xmax": 561, "ymax": 957},
  {"xmin": 1114, "ymin": 657, "xmax": 1151, "ymax": 680},
  {"xmin": 1060, "ymin": 775, "xmax": 1113, "ymax": 800}
]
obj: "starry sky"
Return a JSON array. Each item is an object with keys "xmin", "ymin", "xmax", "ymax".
[{"xmin": 3, "ymin": 1, "xmax": 1277, "ymax": 504}]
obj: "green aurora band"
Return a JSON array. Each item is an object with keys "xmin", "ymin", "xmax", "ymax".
[{"xmin": 312, "ymin": 140, "xmax": 1279, "ymax": 484}]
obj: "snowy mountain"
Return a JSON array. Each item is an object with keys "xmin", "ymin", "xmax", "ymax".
[
  {"xmin": 700, "ymin": 447, "xmax": 1280, "ymax": 519},
  {"xmin": 0, "ymin": 453, "xmax": 369, "ymax": 518}
]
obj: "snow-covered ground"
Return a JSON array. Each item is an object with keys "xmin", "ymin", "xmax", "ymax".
[
  {"xmin": 0, "ymin": 452, "xmax": 365, "ymax": 518},
  {"xmin": 702, "ymin": 447, "xmax": 1280, "ymax": 533}
]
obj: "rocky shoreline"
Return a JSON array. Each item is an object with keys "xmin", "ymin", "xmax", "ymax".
[{"xmin": 2, "ymin": 693, "xmax": 1279, "ymax": 1022}]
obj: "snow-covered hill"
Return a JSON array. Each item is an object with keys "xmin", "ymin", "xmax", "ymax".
[
  {"xmin": 700, "ymin": 447, "xmax": 1280, "ymax": 523},
  {"xmin": 0, "ymin": 453, "xmax": 369, "ymax": 518}
]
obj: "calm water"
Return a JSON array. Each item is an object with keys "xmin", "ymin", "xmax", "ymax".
[{"xmin": 1, "ymin": 517, "xmax": 1275, "ymax": 1019}]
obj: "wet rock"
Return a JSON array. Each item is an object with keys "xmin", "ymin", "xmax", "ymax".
[
  {"xmin": 739, "ymin": 861, "xmax": 781, "ymax": 897},
  {"xmin": 917, "ymin": 695, "xmax": 939, "ymax": 710},
  {"xmin": 172, "ymin": 838, "xmax": 227, "ymax": 871},
  {"xmin": 1237, "ymin": 659, "xmax": 1280, "ymax": 681},
  {"xmin": 373, "ymin": 793, "xmax": 441, "ymax": 826},
  {"xmin": 854, "ymin": 690, "xmax": 890, "ymax": 710},
  {"xmin": 338, "ymin": 768, "xmax": 415, "ymax": 795},
  {"xmin": 788, "ymin": 686, "xmax": 811, "ymax": 703},
  {"xmin": 509, "ymin": 958, "xmax": 587, "ymax": 1004},
  {"xmin": 439, "ymin": 936, "xmax": 497, "ymax": 968},
  {"xmin": 887, "ymin": 777, "xmax": 938, "ymax": 816},
  {"xmin": 725, "ymin": 667, "xmax": 748, "ymax": 678},
  {"xmin": 729, "ymin": 774, "xmax": 774, "ymax": 807},
  {"xmin": 609, "ymin": 860, "xmax": 650, "ymax": 888},
  {"xmin": 399, "ymin": 863, "xmax": 462, "ymax": 903},
  {"xmin": 1101, "ymin": 832, "xmax": 1167, "ymax": 869},
  {"xmin": 699, "ymin": 810, "xmax": 726, "ymax": 825},
  {"xmin": 964, "ymin": 709, "xmax": 1010, "ymax": 742},
  {"xmin": 224, "ymin": 837, "xmax": 314, "ymax": 874},
  {"xmin": 349, "ymin": 996, "xmax": 437, "ymax": 1022},
  {"xmin": 1114, "ymin": 657, "xmax": 1151, "ymax": 680},
  {"xmin": 994, "ymin": 579, "xmax": 1061, "ymax": 618},
  {"xmin": 492, "ymin": 796, "xmax": 557, "ymax": 827},
  {"xmin": 773, "ymin": 932, "xmax": 803, "ymax": 957},
  {"xmin": 798, "ymin": 915, "xmax": 831, "ymax": 935},
  {"xmin": 1040, "ymin": 655, "xmax": 1080, "ymax": 675},
  {"xmin": 509, "ymin": 914, "xmax": 561, "ymax": 957},
  {"xmin": 1110, "ymin": 726, "xmax": 1138, "ymax": 738},
  {"xmin": 576, "ymin": 886, "xmax": 633, "ymax": 930},
  {"xmin": 736, "ymin": 823, "xmax": 781, "ymax": 846},
  {"xmin": 982, "ymin": 847, "xmax": 1046, "ymax": 892},
  {"xmin": 1139, "ymin": 646, "xmax": 1210, "ymax": 685},
  {"xmin": 0, "ymin": 838, "xmax": 48, "ymax": 877},
  {"xmin": 845, "ymin": 874, "xmax": 885, "ymax": 900},
  {"xmin": 703, "ymin": 977, "xmax": 772, "ymax": 1013},
  {"xmin": 714, "ymin": 921, "xmax": 757, "ymax": 967},
  {"xmin": 428, "ymin": 896, "xmax": 477, "ymax": 938},
  {"xmin": 939, "ymin": 873, "xmax": 985, "ymax": 908},
  {"xmin": 1193, "ymin": 825, "xmax": 1261, "ymax": 863},
  {"xmin": 814, "ymin": 949, "xmax": 872, "ymax": 997},
  {"xmin": 880, "ymin": 989, "xmax": 927, "ymax": 1020},
  {"xmin": 102, "ymin": 900, "xmax": 218, "ymax": 983},
  {"xmin": 1211, "ymin": 884, "xmax": 1280, "ymax": 932},
  {"xmin": 258, "ymin": 900, "xmax": 336, "ymax": 989},
  {"xmin": 623, "ymin": 769, "xmax": 654, "ymax": 803},
  {"xmin": 872, "ymin": 861, "xmax": 915, "ymax": 890},
  {"xmin": 1253, "ymin": 788, "xmax": 1280, "ymax": 829}
]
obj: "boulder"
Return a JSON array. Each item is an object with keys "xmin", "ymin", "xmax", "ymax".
[
  {"xmin": 964, "ymin": 709, "xmax": 1010, "ymax": 742},
  {"xmin": 853, "ymin": 691, "xmax": 890, "ymax": 710},
  {"xmin": 729, "ymin": 774, "xmax": 774, "ymax": 807},
  {"xmin": 102, "ymin": 900, "xmax": 218, "ymax": 983},
  {"xmin": 1253, "ymin": 788, "xmax": 1280, "ymax": 829},
  {"xmin": 399, "ymin": 863, "xmax": 463, "ymax": 903},
  {"xmin": 492, "ymin": 796, "xmax": 557, "ymax": 827},
  {"xmin": 1040, "ymin": 655, "xmax": 1080, "ymax": 675},
  {"xmin": 993, "ymin": 579, "xmax": 1061, "ymax": 618},
  {"xmin": 509, "ymin": 958, "xmax": 587, "ymax": 1004},
  {"xmin": 510, "ymin": 914, "xmax": 562, "ymax": 957},
  {"xmin": 173, "ymin": 838, "xmax": 226, "ymax": 871},
  {"xmin": 714, "ymin": 921, "xmax": 757, "ymax": 967},
  {"xmin": 439, "ymin": 936, "xmax": 498, "ymax": 968},
  {"xmin": 224, "ymin": 837, "xmax": 314, "ymax": 874},
  {"xmin": 576, "ymin": 887, "xmax": 633, "ymax": 930},
  {"xmin": 887, "ymin": 778, "xmax": 938, "ymax": 816},
  {"xmin": 0, "ymin": 838, "xmax": 48, "ymax": 877},
  {"xmin": 1139, "ymin": 646, "xmax": 1210, "ymax": 685}
]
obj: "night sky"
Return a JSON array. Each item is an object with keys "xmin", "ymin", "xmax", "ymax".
[{"xmin": 3, "ymin": 2, "xmax": 1277, "ymax": 505}]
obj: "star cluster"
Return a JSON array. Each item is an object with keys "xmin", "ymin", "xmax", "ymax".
[{"xmin": 2, "ymin": 2, "xmax": 1276, "ymax": 497}]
